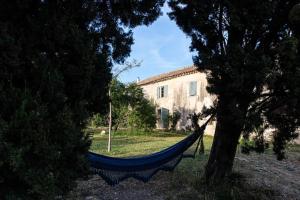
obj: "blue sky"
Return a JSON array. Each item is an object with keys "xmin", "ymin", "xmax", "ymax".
[{"xmin": 116, "ymin": 3, "xmax": 194, "ymax": 83}]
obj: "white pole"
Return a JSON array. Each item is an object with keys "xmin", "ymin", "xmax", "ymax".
[{"xmin": 108, "ymin": 89, "xmax": 112, "ymax": 152}]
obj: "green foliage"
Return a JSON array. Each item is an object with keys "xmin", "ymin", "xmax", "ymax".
[
  {"xmin": 110, "ymin": 79, "xmax": 130, "ymax": 130},
  {"xmin": 111, "ymin": 79, "xmax": 157, "ymax": 132},
  {"xmin": 127, "ymin": 84, "xmax": 156, "ymax": 131},
  {"xmin": 240, "ymin": 135, "xmax": 269, "ymax": 155},
  {"xmin": 89, "ymin": 114, "xmax": 107, "ymax": 128},
  {"xmin": 128, "ymin": 97, "xmax": 157, "ymax": 131},
  {"xmin": 168, "ymin": 110, "xmax": 181, "ymax": 131},
  {"xmin": 0, "ymin": 0, "xmax": 163, "ymax": 199}
]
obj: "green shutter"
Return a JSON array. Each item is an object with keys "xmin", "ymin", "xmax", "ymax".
[{"xmin": 161, "ymin": 108, "xmax": 169, "ymax": 128}]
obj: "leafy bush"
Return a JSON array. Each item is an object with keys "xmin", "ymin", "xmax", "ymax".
[
  {"xmin": 110, "ymin": 80, "xmax": 157, "ymax": 132},
  {"xmin": 90, "ymin": 114, "xmax": 108, "ymax": 128},
  {"xmin": 0, "ymin": 94, "xmax": 91, "ymax": 199},
  {"xmin": 240, "ymin": 131, "xmax": 269, "ymax": 155},
  {"xmin": 168, "ymin": 110, "xmax": 181, "ymax": 131},
  {"xmin": 128, "ymin": 98, "xmax": 157, "ymax": 131}
]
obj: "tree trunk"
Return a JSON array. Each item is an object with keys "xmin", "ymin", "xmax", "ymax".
[
  {"xmin": 205, "ymin": 97, "xmax": 248, "ymax": 184},
  {"xmin": 199, "ymin": 137, "xmax": 205, "ymax": 154}
]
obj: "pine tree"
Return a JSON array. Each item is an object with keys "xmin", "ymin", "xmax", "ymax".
[
  {"xmin": 0, "ymin": 0, "xmax": 164, "ymax": 198},
  {"xmin": 168, "ymin": 0, "xmax": 300, "ymax": 183}
]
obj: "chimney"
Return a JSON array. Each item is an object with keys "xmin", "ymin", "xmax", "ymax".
[{"xmin": 136, "ymin": 77, "xmax": 140, "ymax": 83}]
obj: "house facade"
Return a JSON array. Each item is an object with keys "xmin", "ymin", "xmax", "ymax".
[
  {"xmin": 137, "ymin": 66, "xmax": 216, "ymax": 135},
  {"xmin": 137, "ymin": 66, "xmax": 300, "ymax": 144}
]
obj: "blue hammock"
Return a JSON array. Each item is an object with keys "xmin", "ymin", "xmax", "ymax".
[{"xmin": 87, "ymin": 118, "xmax": 211, "ymax": 185}]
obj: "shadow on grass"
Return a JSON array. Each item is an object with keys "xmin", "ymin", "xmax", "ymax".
[
  {"xmin": 168, "ymin": 161, "xmax": 278, "ymax": 200},
  {"xmin": 192, "ymin": 174, "xmax": 276, "ymax": 200},
  {"xmin": 164, "ymin": 148, "xmax": 279, "ymax": 200}
]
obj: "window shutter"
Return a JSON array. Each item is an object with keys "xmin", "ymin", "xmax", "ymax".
[
  {"xmin": 200, "ymin": 82, "xmax": 205, "ymax": 101},
  {"xmin": 161, "ymin": 108, "xmax": 169, "ymax": 128},
  {"xmin": 164, "ymin": 85, "xmax": 168, "ymax": 97},
  {"xmin": 189, "ymin": 81, "xmax": 197, "ymax": 96},
  {"xmin": 157, "ymin": 87, "xmax": 160, "ymax": 99}
]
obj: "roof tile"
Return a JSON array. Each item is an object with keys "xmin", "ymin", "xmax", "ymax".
[{"xmin": 137, "ymin": 66, "xmax": 198, "ymax": 86}]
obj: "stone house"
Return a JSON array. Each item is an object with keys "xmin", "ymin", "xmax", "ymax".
[
  {"xmin": 137, "ymin": 66, "xmax": 216, "ymax": 134},
  {"xmin": 137, "ymin": 66, "xmax": 300, "ymax": 143}
]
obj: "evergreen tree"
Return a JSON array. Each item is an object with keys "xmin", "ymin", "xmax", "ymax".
[
  {"xmin": 168, "ymin": 0, "xmax": 300, "ymax": 183},
  {"xmin": 0, "ymin": 0, "xmax": 164, "ymax": 198}
]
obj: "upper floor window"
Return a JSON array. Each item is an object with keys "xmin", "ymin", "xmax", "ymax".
[
  {"xmin": 189, "ymin": 81, "xmax": 197, "ymax": 96},
  {"xmin": 157, "ymin": 85, "xmax": 168, "ymax": 98}
]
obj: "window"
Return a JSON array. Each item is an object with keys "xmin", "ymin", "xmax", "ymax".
[
  {"xmin": 189, "ymin": 81, "xmax": 197, "ymax": 96},
  {"xmin": 157, "ymin": 85, "xmax": 168, "ymax": 98}
]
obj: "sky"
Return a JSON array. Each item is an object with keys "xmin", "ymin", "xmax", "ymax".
[{"xmin": 116, "ymin": 3, "xmax": 194, "ymax": 83}]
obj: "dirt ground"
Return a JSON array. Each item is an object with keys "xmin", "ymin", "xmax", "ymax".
[
  {"xmin": 234, "ymin": 151, "xmax": 300, "ymax": 200},
  {"xmin": 68, "ymin": 150, "xmax": 300, "ymax": 200}
]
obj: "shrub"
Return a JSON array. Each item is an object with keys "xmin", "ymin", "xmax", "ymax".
[
  {"xmin": 90, "ymin": 114, "xmax": 108, "ymax": 128},
  {"xmin": 168, "ymin": 110, "xmax": 181, "ymax": 131},
  {"xmin": 110, "ymin": 81, "xmax": 157, "ymax": 132},
  {"xmin": 128, "ymin": 98, "xmax": 157, "ymax": 131},
  {"xmin": 0, "ymin": 94, "xmax": 91, "ymax": 199}
]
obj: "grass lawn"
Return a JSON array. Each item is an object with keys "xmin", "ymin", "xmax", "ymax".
[{"xmin": 90, "ymin": 129, "xmax": 214, "ymax": 157}]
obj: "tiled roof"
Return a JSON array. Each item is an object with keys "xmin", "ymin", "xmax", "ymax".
[{"xmin": 137, "ymin": 66, "xmax": 198, "ymax": 86}]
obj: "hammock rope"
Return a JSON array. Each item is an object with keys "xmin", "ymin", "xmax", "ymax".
[{"xmin": 87, "ymin": 116, "xmax": 213, "ymax": 185}]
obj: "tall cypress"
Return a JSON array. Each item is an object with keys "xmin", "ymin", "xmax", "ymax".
[
  {"xmin": 0, "ymin": 0, "xmax": 164, "ymax": 198},
  {"xmin": 168, "ymin": 0, "xmax": 300, "ymax": 183}
]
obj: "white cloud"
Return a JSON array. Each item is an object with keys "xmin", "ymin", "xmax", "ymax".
[{"xmin": 149, "ymin": 48, "xmax": 176, "ymax": 69}]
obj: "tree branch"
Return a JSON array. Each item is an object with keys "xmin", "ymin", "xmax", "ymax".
[{"xmin": 218, "ymin": 0, "xmax": 226, "ymax": 56}]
